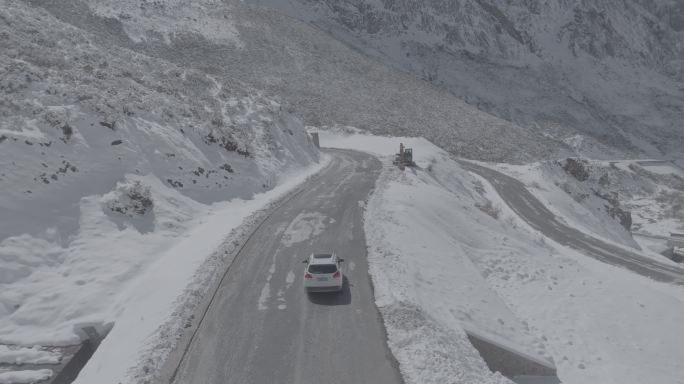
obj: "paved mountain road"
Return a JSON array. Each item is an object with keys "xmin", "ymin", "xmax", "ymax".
[
  {"xmin": 460, "ymin": 161, "xmax": 684, "ymax": 285},
  {"xmin": 168, "ymin": 150, "xmax": 403, "ymax": 384}
]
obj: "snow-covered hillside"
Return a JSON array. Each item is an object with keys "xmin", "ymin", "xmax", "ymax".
[
  {"xmin": 494, "ymin": 158, "xmax": 684, "ymax": 256},
  {"xmin": 0, "ymin": 1, "xmax": 323, "ymax": 239},
  {"xmin": 250, "ymin": 0, "xmax": 684, "ymax": 159},
  {"xmin": 3, "ymin": 0, "xmax": 684, "ymax": 383},
  {"xmin": 1, "ymin": 0, "xmax": 323, "ymax": 381},
  {"xmin": 322, "ymin": 128, "xmax": 684, "ymax": 384}
]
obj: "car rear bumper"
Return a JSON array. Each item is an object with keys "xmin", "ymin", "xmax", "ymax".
[{"xmin": 306, "ymin": 285, "xmax": 343, "ymax": 292}]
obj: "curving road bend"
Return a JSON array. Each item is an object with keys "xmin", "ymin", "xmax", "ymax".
[
  {"xmin": 460, "ymin": 161, "xmax": 684, "ymax": 285},
  {"xmin": 169, "ymin": 149, "xmax": 403, "ymax": 384}
]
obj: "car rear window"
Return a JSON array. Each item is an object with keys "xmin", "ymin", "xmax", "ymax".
[{"xmin": 308, "ymin": 264, "xmax": 337, "ymax": 274}]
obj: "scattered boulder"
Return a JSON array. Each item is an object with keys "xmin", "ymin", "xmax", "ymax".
[
  {"xmin": 203, "ymin": 132, "xmax": 239, "ymax": 152},
  {"xmin": 105, "ymin": 180, "xmax": 153, "ymax": 216},
  {"xmin": 594, "ymin": 190, "xmax": 632, "ymax": 231},
  {"xmin": 166, "ymin": 179, "xmax": 183, "ymax": 188},
  {"xmin": 61, "ymin": 123, "xmax": 73, "ymax": 141},
  {"xmin": 100, "ymin": 121, "xmax": 116, "ymax": 130},
  {"xmin": 560, "ymin": 158, "xmax": 589, "ymax": 181}
]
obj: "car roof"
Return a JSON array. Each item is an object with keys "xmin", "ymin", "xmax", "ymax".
[{"xmin": 309, "ymin": 252, "xmax": 336, "ymax": 264}]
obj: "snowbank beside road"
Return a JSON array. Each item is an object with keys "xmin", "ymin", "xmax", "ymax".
[
  {"xmin": 322, "ymin": 128, "xmax": 684, "ymax": 384},
  {"xmin": 0, "ymin": 369, "xmax": 53, "ymax": 384},
  {"xmin": 0, "ymin": 346, "xmax": 60, "ymax": 365},
  {"xmin": 72, "ymin": 155, "xmax": 330, "ymax": 384},
  {"xmin": 1, "ymin": 153, "xmax": 329, "ymax": 383}
]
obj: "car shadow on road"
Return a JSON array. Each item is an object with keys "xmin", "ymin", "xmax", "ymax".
[{"xmin": 307, "ymin": 277, "xmax": 351, "ymax": 306}]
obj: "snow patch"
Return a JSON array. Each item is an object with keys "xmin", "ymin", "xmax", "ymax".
[
  {"xmin": 0, "ymin": 369, "xmax": 52, "ymax": 384},
  {"xmin": 0, "ymin": 345, "xmax": 61, "ymax": 365},
  {"xmin": 281, "ymin": 212, "xmax": 328, "ymax": 247},
  {"xmin": 285, "ymin": 270, "xmax": 296, "ymax": 289}
]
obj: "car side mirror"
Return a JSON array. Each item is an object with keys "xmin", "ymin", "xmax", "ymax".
[
  {"xmin": 338, "ymin": 258, "xmax": 344, "ymax": 262},
  {"xmin": 302, "ymin": 260, "xmax": 308, "ymax": 264}
]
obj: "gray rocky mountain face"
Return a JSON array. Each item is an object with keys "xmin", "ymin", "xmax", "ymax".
[
  {"xmin": 6, "ymin": 0, "xmax": 683, "ymax": 168},
  {"xmin": 22, "ymin": 0, "xmax": 569, "ymax": 164},
  {"xmin": 252, "ymin": 0, "xmax": 684, "ymax": 159},
  {"xmin": 331, "ymin": 0, "xmax": 683, "ymax": 72}
]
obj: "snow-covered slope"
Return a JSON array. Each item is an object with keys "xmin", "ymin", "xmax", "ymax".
[
  {"xmin": 3, "ymin": 0, "xmax": 683, "ymax": 382},
  {"xmin": 491, "ymin": 159, "xmax": 639, "ymax": 249},
  {"xmin": 0, "ymin": 0, "xmax": 320, "ymax": 241},
  {"xmin": 493, "ymin": 158, "xmax": 684, "ymax": 257},
  {"xmin": 250, "ymin": 0, "xmax": 684, "ymax": 159},
  {"xmin": 0, "ymin": 0, "xmax": 323, "ymax": 379},
  {"xmin": 322, "ymin": 128, "xmax": 684, "ymax": 384}
]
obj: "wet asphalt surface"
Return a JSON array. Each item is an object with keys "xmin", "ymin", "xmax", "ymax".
[{"xmin": 170, "ymin": 150, "xmax": 403, "ymax": 384}]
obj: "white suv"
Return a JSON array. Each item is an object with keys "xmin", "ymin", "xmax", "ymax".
[{"xmin": 303, "ymin": 252, "xmax": 344, "ymax": 293}]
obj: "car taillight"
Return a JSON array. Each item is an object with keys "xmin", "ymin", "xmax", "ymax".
[
  {"xmin": 332, "ymin": 270, "xmax": 341, "ymax": 278},
  {"xmin": 304, "ymin": 272, "xmax": 313, "ymax": 279}
]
